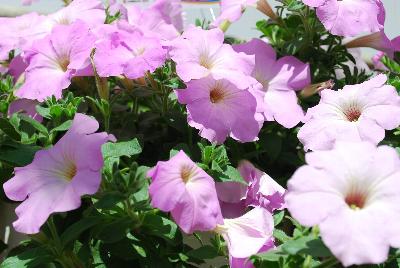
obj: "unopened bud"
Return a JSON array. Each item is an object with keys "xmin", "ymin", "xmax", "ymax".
[{"xmin": 300, "ymin": 80, "xmax": 334, "ymax": 98}]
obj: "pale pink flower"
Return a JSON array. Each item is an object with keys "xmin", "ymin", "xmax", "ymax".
[
  {"xmin": 3, "ymin": 113, "xmax": 114, "ymax": 234},
  {"xmin": 216, "ymin": 160, "xmax": 285, "ymax": 218},
  {"xmin": 168, "ymin": 26, "xmax": 256, "ymax": 89},
  {"xmin": 230, "ymin": 240, "xmax": 275, "ymax": 268},
  {"xmin": 303, "ymin": 0, "xmax": 385, "ymax": 37},
  {"xmin": 176, "ymin": 75, "xmax": 262, "ymax": 144},
  {"xmin": 45, "ymin": 0, "xmax": 106, "ymax": 29},
  {"xmin": 0, "ymin": 13, "xmax": 48, "ymax": 61},
  {"xmin": 8, "ymin": 55, "xmax": 28, "ymax": 83},
  {"xmin": 346, "ymin": 32, "xmax": 400, "ymax": 59},
  {"xmin": 372, "ymin": 51, "xmax": 389, "ymax": 71},
  {"xmin": 16, "ymin": 22, "xmax": 95, "ymax": 101},
  {"xmin": 214, "ymin": 207, "xmax": 274, "ymax": 258},
  {"xmin": 211, "ymin": 0, "xmax": 257, "ymax": 27},
  {"xmin": 94, "ymin": 29, "xmax": 167, "ymax": 79},
  {"xmin": 148, "ymin": 151, "xmax": 223, "ymax": 234},
  {"xmin": 122, "ymin": 5, "xmax": 179, "ymax": 41},
  {"xmin": 8, "ymin": 99, "xmax": 43, "ymax": 123},
  {"xmin": 150, "ymin": 0, "xmax": 184, "ymax": 32},
  {"xmin": 285, "ymin": 141, "xmax": 400, "ymax": 266},
  {"xmin": 234, "ymin": 39, "xmax": 310, "ymax": 128},
  {"xmin": 298, "ymin": 74, "xmax": 400, "ymax": 151}
]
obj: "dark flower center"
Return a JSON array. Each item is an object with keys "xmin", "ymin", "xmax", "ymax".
[
  {"xmin": 345, "ymin": 190, "xmax": 367, "ymax": 210},
  {"xmin": 209, "ymin": 84, "xmax": 226, "ymax": 103},
  {"xmin": 180, "ymin": 165, "xmax": 195, "ymax": 183},
  {"xmin": 64, "ymin": 163, "xmax": 77, "ymax": 181},
  {"xmin": 199, "ymin": 52, "xmax": 213, "ymax": 69},
  {"xmin": 344, "ymin": 107, "xmax": 361, "ymax": 122},
  {"xmin": 58, "ymin": 57, "xmax": 70, "ymax": 72}
]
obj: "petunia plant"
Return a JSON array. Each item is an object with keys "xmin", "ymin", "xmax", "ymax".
[{"xmin": 0, "ymin": 0, "xmax": 399, "ymax": 267}]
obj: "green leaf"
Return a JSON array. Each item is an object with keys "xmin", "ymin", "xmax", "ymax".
[
  {"xmin": 1, "ymin": 247, "xmax": 53, "ymax": 268},
  {"xmin": 0, "ymin": 118, "xmax": 20, "ymax": 140},
  {"xmin": 254, "ymin": 249, "xmax": 288, "ymax": 262},
  {"xmin": 61, "ymin": 216, "xmax": 103, "ymax": 247},
  {"xmin": 186, "ymin": 245, "xmax": 219, "ymax": 260},
  {"xmin": 96, "ymin": 218, "xmax": 132, "ymax": 243},
  {"xmin": 221, "ymin": 165, "xmax": 246, "ymax": 183},
  {"xmin": 273, "ymin": 229, "xmax": 291, "ymax": 243},
  {"xmin": 142, "ymin": 214, "xmax": 180, "ymax": 245},
  {"xmin": 281, "ymin": 236, "xmax": 332, "ymax": 258},
  {"xmin": 102, "ymin": 138, "xmax": 142, "ymax": 159},
  {"xmin": 19, "ymin": 115, "xmax": 48, "ymax": 135},
  {"xmin": 273, "ymin": 211, "xmax": 285, "ymax": 226},
  {"xmin": 94, "ymin": 192, "xmax": 126, "ymax": 210},
  {"xmin": 0, "ymin": 143, "xmax": 40, "ymax": 166},
  {"xmin": 50, "ymin": 120, "xmax": 72, "ymax": 133},
  {"xmin": 35, "ymin": 106, "xmax": 51, "ymax": 119}
]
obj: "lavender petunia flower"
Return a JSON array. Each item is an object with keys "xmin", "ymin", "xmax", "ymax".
[
  {"xmin": 230, "ymin": 239, "xmax": 275, "ymax": 268},
  {"xmin": 8, "ymin": 99, "xmax": 43, "ymax": 123},
  {"xmin": 168, "ymin": 26, "xmax": 256, "ymax": 89},
  {"xmin": 122, "ymin": 5, "xmax": 180, "ymax": 41},
  {"xmin": 214, "ymin": 207, "xmax": 274, "ymax": 259},
  {"xmin": 176, "ymin": 75, "xmax": 263, "ymax": 144},
  {"xmin": 0, "ymin": 13, "xmax": 48, "ymax": 61},
  {"xmin": 216, "ymin": 160, "xmax": 285, "ymax": 218},
  {"xmin": 238, "ymin": 160, "xmax": 285, "ymax": 211},
  {"xmin": 211, "ymin": 0, "xmax": 257, "ymax": 28},
  {"xmin": 234, "ymin": 39, "xmax": 310, "ymax": 128},
  {"xmin": 346, "ymin": 31, "xmax": 400, "ymax": 59},
  {"xmin": 150, "ymin": 0, "xmax": 184, "ymax": 32},
  {"xmin": 211, "ymin": 0, "xmax": 277, "ymax": 28},
  {"xmin": 286, "ymin": 141, "xmax": 400, "ymax": 266},
  {"xmin": 148, "ymin": 151, "xmax": 223, "ymax": 234},
  {"xmin": 16, "ymin": 22, "xmax": 96, "ymax": 101},
  {"xmin": 94, "ymin": 29, "xmax": 167, "ymax": 79},
  {"xmin": 303, "ymin": 0, "xmax": 385, "ymax": 37},
  {"xmin": 298, "ymin": 74, "xmax": 400, "ymax": 151},
  {"xmin": 45, "ymin": 0, "xmax": 105, "ymax": 29},
  {"xmin": 3, "ymin": 113, "xmax": 114, "ymax": 234}
]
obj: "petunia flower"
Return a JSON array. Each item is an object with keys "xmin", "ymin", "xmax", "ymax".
[
  {"xmin": 346, "ymin": 31, "xmax": 400, "ymax": 59},
  {"xmin": 298, "ymin": 74, "xmax": 400, "ymax": 151},
  {"xmin": 94, "ymin": 29, "xmax": 167, "ymax": 79},
  {"xmin": 45, "ymin": 0, "xmax": 105, "ymax": 29},
  {"xmin": 285, "ymin": 141, "xmax": 400, "ymax": 266},
  {"xmin": 148, "ymin": 150, "xmax": 223, "ymax": 234},
  {"xmin": 0, "ymin": 13, "xmax": 48, "ymax": 61},
  {"xmin": 8, "ymin": 55, "xmax": 29, "ymax": 83},
  {"xmin": 3, "ymin": 113, "xmax": 114, "ymax": 234},
  {"xmin": 121, "ymin": 5, "xmax": 179, "ymax": 41},
  {"xmin": 303, "ymin": 0, "xmax": 385, "ymax": 37},
  {"xmin": 238, "ymin": 160, "xmax": 285, "ymax": 211},
  {"xmin": 150, "ymin": 0, "xmax": 184, "ymax": 32},
  {"xmin": 168, "ymin": 26, "xmax": 256, "ymax": 89},
  {"xmin": 230, "ymin": 239, "xmax": 275, "ymax": 268},
  {"xmin": 216, "ymin": 160, "xmax": 285, "ymax": 218},
  {"xmin": 16, "ymin": 22, "xmax": 96, "ymax": 101},
  {"xmin": 214, "ymin": 207, "xmax": 274, "ymax": 259},
  {"xmin": 8, "ymin": 99, "xmax": 43, "ymax": 123},
  {"xmin": 234, "ymin": 38, "xmax": 310, "ymax": 128},
  {"xmin": 372, "ymin": 51, "xmax": 389, "ymax": 71},
  {"xmin": 211, "ymin": 0, "xmax": 277, "ymax": 29},
  {"xmin": 176, "ymin": 75, "xmax": 263, "ymax": 144}
]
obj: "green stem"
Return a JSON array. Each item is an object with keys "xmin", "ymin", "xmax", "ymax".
[{"xmin": 314, "ymin": 257, "xmax": 339, "ymax": 268}]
